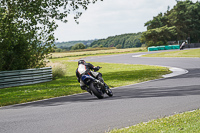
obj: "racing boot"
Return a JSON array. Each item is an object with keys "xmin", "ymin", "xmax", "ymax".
[{"xmin": 81, "ymin": 86, "xmax": 92, "ymax": 95}]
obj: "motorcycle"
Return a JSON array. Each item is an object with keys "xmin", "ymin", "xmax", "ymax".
[
  {"xmin": 81, "ymin": 67, "xmax": 113, "ymax": 99},
  {"xmin": 180, "ymin": 42, "xmax": 185, "ymax": 50}
]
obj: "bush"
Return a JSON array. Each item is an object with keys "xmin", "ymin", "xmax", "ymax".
[
  {"xmin": 71, "ymin": 43, "xmax": 85, "ymax": 50},
  {"xmin": 116, "ymin": 44, "xmax": 122, "ymax": 49},
  {"xmin": 92, "ymin": 44, "xmax": 99, "ymax": 48},
  {"xmin": 55, "ymin": 48, "xmax": 62, "ymax": 52},
  {"xmin": 47, "ymin": 63, "xmax": 66, "ymax": 80}
]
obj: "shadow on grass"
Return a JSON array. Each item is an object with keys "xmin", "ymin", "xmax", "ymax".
[
  {"xmin": 4, "ymin": 83, "xmax": 200, "ymax": 109},
  {"xmin": 0, "ymin": 68, "xmax": 170, "ymax": 108}
]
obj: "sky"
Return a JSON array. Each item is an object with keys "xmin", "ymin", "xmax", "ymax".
[{"xmin": 54, "ymin": 0, "xmax": 197, "ymax": 42}]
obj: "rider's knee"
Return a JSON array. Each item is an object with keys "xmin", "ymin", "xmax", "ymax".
[{"xmin": 81, "ymin": 86, "xmax": 87, "ymax": 90}]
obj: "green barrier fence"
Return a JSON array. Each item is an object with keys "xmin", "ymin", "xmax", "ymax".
[
  {"xmin": 0, "ymin": 67, "xmax": 52, "ymax": 89},
  {"xmin": 148, "ymin": 47, "xmax": 158, "ymax": 51},
  {"xmin": 148, "ymin": 45, "xmax": 180, "ymax": 51}
]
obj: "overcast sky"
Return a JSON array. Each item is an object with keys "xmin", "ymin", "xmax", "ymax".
[{"xmin": 54, "ymin": 0, "xmax": 197, "ymax": 42}]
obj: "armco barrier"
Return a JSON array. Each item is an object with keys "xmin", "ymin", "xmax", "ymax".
[
  {"xmin": 184, "ymin": 43, "xmax": 200, "ymax": 48},
  {"xmin": 148, "ymin": 47, "xmax": 158, "ymax": 51},
  {"xmin": 148, "ymin": 43, "xmax": 200, "ymax": 51},
  {"xmin": 0, "ymin": 67, "xmax": 52, "ymax": 89},
  {"xmin": 194, "ymin": 43, "xmax": 200, "ymax": 47},
  {"xmin": 173, "ymin": 45, "xmax": 180, "ymax": 49},
  {"xmin": 165, "ymin": 46, "xmax": 171, "ymax": 50},
  {"xmin": 148, "ymin": 45, "xmax": 180, "ymax": 51},
  {"xmin": 157, "ymin": 46, "xmax": 165, "ymax": 50}
]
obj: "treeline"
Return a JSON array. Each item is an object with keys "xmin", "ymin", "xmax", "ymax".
[
  {"xmin": 53, "ymin": 33, "xmax": 143, "ymax": 52},
  {"xmin": 54, "ymin": 42, "xmax": 93, "ymax": 52},
  {"xmin": 141, "ymin": 0, "xmax": 200, "ymax": 47},
  {"xmin": 55, "ymin": 40, "xmax": 96, "ymax": 48},
  {"xmin": 54, "ymin": 43, "xmax": 86, "ymax": 52},
  {"xmin": 89, "ymin": 32, "xmax": 142, "ymax": 49}
]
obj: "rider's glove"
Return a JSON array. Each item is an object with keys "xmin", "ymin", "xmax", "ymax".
[{"xmin": 93, "ymin": 66, "xmax": 100, "ymax": 72}]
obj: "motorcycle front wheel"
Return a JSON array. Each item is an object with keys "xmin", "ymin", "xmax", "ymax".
[
  {"xmin": 89, "ymin": 82, "xmax": 104, "ymax": 99},
  {"xmin": 106, "ymin": 88, "xmax": 113, "ymax": 97},
  {"xmin": 104, "ymin": 83, "xmax": 113, "ymax": 97}
]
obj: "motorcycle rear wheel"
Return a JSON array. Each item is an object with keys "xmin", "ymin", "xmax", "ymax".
[{"xmin": 90, "ymin": 82, "xmax": 104, "ymax": 99}]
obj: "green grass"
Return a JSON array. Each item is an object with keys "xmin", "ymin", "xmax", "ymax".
[
  {"xmin": 1, "ymin": 48, "xmax": 198, "ymax": 132},
  {"xmin": 107, "ymin": 48, "xmax": 200, "ymax": 133},
  {"xmin": 143, "ymin": 49, "xmax": 200, "ymax": 58},
  {"xmin": 51, "ymin": 47, "xmax": 147, "ymax": 59},
  {"xmin": 0, "ymin": 61, "xmax": 170, "ymax": 107},
  {"xmin": 110, "ymin": 109, "xmax": 200, "ymax": 133}
]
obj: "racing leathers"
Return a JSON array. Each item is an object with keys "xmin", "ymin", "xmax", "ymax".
[{"xmin": 76, "ymin": 62, "xmax": 104, "ymax": 92}]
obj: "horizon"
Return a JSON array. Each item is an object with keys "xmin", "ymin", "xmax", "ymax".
[
  {"xmin": 55, "ymin": 32, "xmax": 143, "ymax": 43},
  {"xmin": 54, "ymin": 0, "xmax": 176, "ymax": 42},
  {"xmin": 54, "ymin": 0, "xmax": 199, "ymax": 42}
]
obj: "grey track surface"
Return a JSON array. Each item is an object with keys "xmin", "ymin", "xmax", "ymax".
[{"xmin": 1, "ymin": 49, "xmax": 200, "ymax": 133}]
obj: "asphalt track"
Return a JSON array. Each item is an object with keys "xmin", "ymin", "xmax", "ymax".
[{"xmin": 0, "ymin": 49, "xmax": 200, "ymax": 133}]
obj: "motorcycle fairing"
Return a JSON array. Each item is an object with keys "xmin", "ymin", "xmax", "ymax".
[{"xmin": 81, "ymin": 75, "xmax": 95, "ymax": 85}]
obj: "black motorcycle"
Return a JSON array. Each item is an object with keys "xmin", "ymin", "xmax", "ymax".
[{"xmin": 81, "ymin": 67, "xmax": 113, "ymax": 99}]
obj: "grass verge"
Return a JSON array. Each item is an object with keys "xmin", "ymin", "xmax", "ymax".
[
  {"xmin": 110, "ymin": 109, "xmax": 200, "ymax": 133},
  {"xmin": 108, "ymin": 48, "xmax": 200, "ymax": 133},
  {"xmin": 0, "ymin": 61, "xmax": 170, "ymax": 107},
  {"xmin": 51, "ymin": 47, "xmax": 147, "ymax": 59},
  {"xmin": 142, "ymin": 48, "xmax": 200, "ymax": 58}
]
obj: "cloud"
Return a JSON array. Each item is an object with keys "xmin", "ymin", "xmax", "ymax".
[{"xmin": 54, "ymin": 0, "xmax": 195, "ymax": 42}]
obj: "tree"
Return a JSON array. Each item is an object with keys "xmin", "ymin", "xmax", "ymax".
[
  {"xmin": 0, "ymin": 0, "xmax": 102, "ymax": 71},
  {"xmin": 92, "ymin": 44, "xmax": 99, "ymax": 48},
  {"xmin": 90, "ymin": 32, "xmax": 142, "ymax": 48},
  {"xmin": 71, "ymin": 43, "xmax": 85, "ymax": 50},
  {"xmin": 141, "ymin": 26, "xmax": 177, "ymax": 47},
  {"xmin": 144, "ymin": 13, "xmax": 168, "ymax": 30},
  {"xmin": 116, "ymin": 44, "xmax": 122, "ymax": 49},
  {"xmin": 142, "ymin": 0, "xmax": 200, "ymax": 46}
]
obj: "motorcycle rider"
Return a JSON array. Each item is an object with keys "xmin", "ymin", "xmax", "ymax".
[
  {"xmin": 180, "ymin": 41, "xmax": 186, "ymax": 50},
  {"xmin": 76, "ymin": 60, "xmax": 107, "ymax": 94}
]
